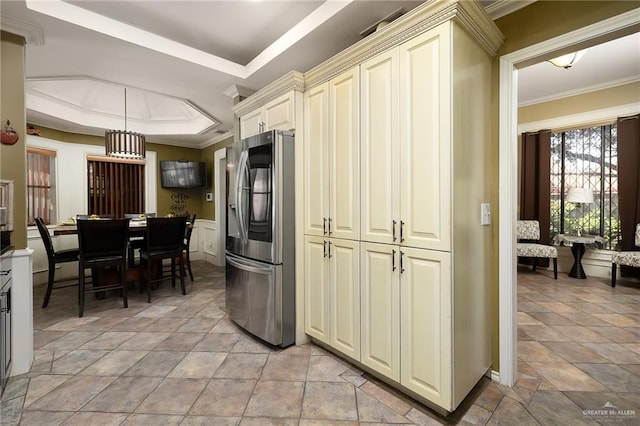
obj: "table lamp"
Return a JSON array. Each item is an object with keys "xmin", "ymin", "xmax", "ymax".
[{"xmin": 566, "ymin": 187, "xmax": 594, "ymax": 236}]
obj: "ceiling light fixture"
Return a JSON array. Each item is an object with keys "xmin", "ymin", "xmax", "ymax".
[
  {"xmin": 548, "ymin": 49, "xmax": 587, "ymax": 69},
  {"xmin": 105, "ymin": 88, "xmax": 145, "ymax": 160}
]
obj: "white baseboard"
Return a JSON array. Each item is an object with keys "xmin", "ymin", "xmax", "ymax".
[{"xmin": 490, "ymin": 370, "xmax": 501, "ymax": 383}]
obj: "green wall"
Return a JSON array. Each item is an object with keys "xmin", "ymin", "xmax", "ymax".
[
  {"xmin": 490, "ymin": 1, "xmax": 639, "ymax": 372},
  {"xmin": 33, "ymin": 126, "xmax": 228, "ymax": 220},
  {"xmin": 0, "ymin": 32, "xmax": 27, "ymax": 249},
  {"xmin": 201, "ymin": 136, "xmax": 234, "ymax": 220}
]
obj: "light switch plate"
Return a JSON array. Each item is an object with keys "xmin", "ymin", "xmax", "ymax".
[
  {"xmin": 481, "ymin": 203, "xmax": 491, "ymax": 226},
  {"xmin": 205, "ymin": 192, "xmax": 213, "ymax": 202}
]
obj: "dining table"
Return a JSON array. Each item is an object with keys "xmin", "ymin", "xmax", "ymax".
[{"xmin": 53, "ymin": 218, "xmax": 191, "ymax": 285}]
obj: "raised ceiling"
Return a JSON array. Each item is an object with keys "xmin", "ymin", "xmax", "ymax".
[{"xmin": 1, "ymin": 1, "xmax": 636, "ymax": 148}]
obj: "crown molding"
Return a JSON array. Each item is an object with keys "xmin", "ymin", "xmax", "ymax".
[
  {"xmin": 223, "ymin": 85, "xmax": 255, "ymax": 100},
  {"xmin": 1, "ymin": 17, "xmax": 44, "ymax": 45},
  {"xmin": 304, "ymin": 0, "xmax": 503, "ymax": 89},
  {"xmin": 232, "ymin": 70, "xmax": 305, "ymax": 117},
  {"xmin": 200, "ymin": 131, "xmax": 233, "ymax": 149},
  {"xmin": 484, "ymin": 0, "xmax": 537, "ymax": 20}
]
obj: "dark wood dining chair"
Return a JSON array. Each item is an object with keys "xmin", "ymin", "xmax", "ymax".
[
  {"xmin": 34, "ymin": 217, "xmax": 80, "ymax": 308},
  {"xmin": 76, "ymin": 214, "xmax": 115, "ymax": 220},
  {"xmin": 181, "ymin": 214, "xmax": 196, "ymax": 281},
  {"xmin": 77, "ymin": 218, "xmax": 130, "ymax": 317},
  {"xmin": 124, "ymin": 213, "xmax": 156, "ymax": 267},
  {"xmin": 139, "ymin": 216, "xmax": 187, "ymax": 303}
]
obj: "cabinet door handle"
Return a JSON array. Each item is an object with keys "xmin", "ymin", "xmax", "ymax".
[
  {"xmin": 400, "ymin": 251, "xmax": 405, "ymax": 274},
  {"xmin": 328, "ymin": 241, "xmax": 332, "ymax": 258},
  {"xmin": 0, "ymin": 270, "xmax": 10, "ymax": 276},
  {"xmin": 323, "ymin": 218, "xmax": 327, "ymax": 235},
  {"xmin": 400, "ymin": 221, "xmax": 405, "ymax": 243},
  {"xmin": 323, "ymin": 240, "xmax": 327, "ymax": 258},
  {"xmin": 392, "ymin": 220, "xmax": 397, "ymax": 241},
  {"xmin": 328, "ymin": 218, "xmax": 332, "ymax": 235},
  {"xmin": 392, "ymin": 249, "xmax": 396, "ymax": 271}
]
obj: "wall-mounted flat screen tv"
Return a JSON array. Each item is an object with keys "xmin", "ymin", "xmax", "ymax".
[{"xmin": 160, "ymin": 161, "xmax": 207, "ymax": 189}]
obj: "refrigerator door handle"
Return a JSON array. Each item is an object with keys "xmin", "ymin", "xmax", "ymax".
[
  {"xmin": 226, "ymin": 254, "xmax": 273, "ymax": 275},
  {"xmin": 236, "ymin": 150, "xmax": 249, "ymax": 243}
]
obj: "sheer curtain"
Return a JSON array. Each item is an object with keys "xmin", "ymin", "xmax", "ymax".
[
  {"xmin": 617, "ymin": 113, "xmax": 640, "ymax": 277},
  {"xmin": 519, "ymin": 130, "xmax": 552, "ymax": 267}
]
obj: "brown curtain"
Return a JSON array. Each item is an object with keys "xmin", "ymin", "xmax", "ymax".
[
  {"xmin": 617, "ymin": 114, "xmax": 640, "ymax": 278},
  {"xmin": 519, "ymin": 130, "xmax": 552, "ymax": 267}
]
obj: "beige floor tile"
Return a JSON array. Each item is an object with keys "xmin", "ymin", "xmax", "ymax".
[
  {"xmin": 78, "ymin": 350, "xmax": 148, "ymax": 376},
  {"xmin": 211, "ymin": 318, "xmax": 242, "ymax": 333},
  {"xmin": 18, "ymin": 410, "xmax": 74, "ymax": 426},
  {"xmin": 40, "ymin": 331, "xmax": 103, "ymax": 351},
  {"xmin": 27, "ymin": 375, "xmax": 117, "ymax": 411},
  {"xmin": 551, "ymin": 325, "xmax": 614, "ymax": 342},
  {"xmin": 168, "ymin": 351, "xmax": 227, "ymax": 378},
  {"xmin": 592, "ymin": 313, "xmax": 640, "ymax": 327},
  {"xmin": 117, "ymin": 331, "xmax": 171, "ymax": 350},
  {"xmin": 213, "ymin": 353, "xmax": 268, "ymax": 379},
  {"xmin": 517, "ymin": 312, "xmax": 544, "ymax": 325},
  {"xmin": 527, "ymin": 361, "xmax": 608, "ymax": 391},
  {"xmin": 471, "ymin": 381, "xmax": 505, "ymax": 413},
  {"xmin": 301, "ymin": 382, "xmax": 357, "ymax": 421},
  {"xmin": 135, "ymin": 378, "xmax": 208, "ymax": 415},
  {"xmin": 240, "ymin": 418, "xmax": 299, "ymax": 426},
  {"xmin": 355, "ymin": 388, "xmax": 411, "ymax": 423},
  {"xmin": 51, "ymin": 349, "xmax": 109, "ymax": 374},
  {"xmin": 44, "ymin": 317, "xmax": 101, "ymax": 331},
  {"xmin": 485, "ymin": 396, "xmax": 538, "ymax": 426},
  {"xmin": 81, "ymin": 376, "xmax": 163, "ymax": 412},
  {"xmin": 190, "ymin": 378, "xmax": 256, "ymax": 416},
  {"xmin": 582, "ymin": 342, "xmax": 640, "ymax": 364},
  {"xmin": 261, "ymin": 353, "xmax": 310, "ymax": 381},
  {"xmin": 181, "ymin": 415, "xmax": 241, "ymax": 425},
  {"xmin": 79, "ymin": 331, "xmax": 138, "ymax": 349},
  {"xmin": 245, "ymin": 380, "xmax": 305, "ymax": 418},
  {"xmin": 526, "ymin": 390, "xmax": 597, "ymax": 425},
  {"xmin": 62, "ymin": 411, "xmax": 129, "ymax": 425},
  {"xmin": 588, "ymin": 326, "xmax": 640, "ymax": 343},
  {"xmin": 358, "ymin": 381, "xmax": 413, "ymax": 416},
  {"xmin": 153, "ymin": 332, "xmax": 205, "ymax": 351},
  {"xmin": 232, "ymin": 335, "xmax": 274, "ymax": 354},
  {"xmin": 135, "ymin": 305, "xmax": 178, "ymax": 318},
  {"xmin": 192, "ymin": 332, "xmax": 240, "ymax": 352},
  {"xmin": 121, "ymin": 413, "xmax": 184, "ymax": 425},
  {"xmin": 518, "ymin": 325, "xmax": 572, "ymax": 341},
  {"xmin": 107, "ymin": 317, "xmax": 156, "ymax": 332},
  {"xmin": 123, "ymin": 350, "xmax": 188, "ymax": 377},
  {"xmin": 529, "ymin": 312, "xmax": 578, "ymax": 326},
  {"xmin": 517, "ymin": 341, "xmax": 565, "ymax": 361},
  {"xmin": 306, "ymin": 355, "xmax": 350, "ymax": 382},
  {"xmin": 458, "ymin": 404, "xmax": 493, "ymax": 425},
  {"xmin": 23, "ymin": 374, "xmax": 74, "ymax": 408},
  {"xmin": 176, "ymin": 318, "xmax": 217, "ymax": 333},
  {"xmin": 575, "ymin": 363, "xmax": 640, "ymax": 392},
  {"xmin": 142, "ymin": 317, "xmax": 189, "ymax": 332},
  {"xmin": 540, "ymin": 341, "xmax": 611, "ymax": 363}
]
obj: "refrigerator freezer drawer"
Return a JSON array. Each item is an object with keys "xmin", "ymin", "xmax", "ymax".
[{"xmin": 225, "ymin": 253, "xmax": 294, "ymax": 347}]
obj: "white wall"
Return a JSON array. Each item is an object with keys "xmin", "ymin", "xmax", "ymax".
[{"xmin": 27, "ymin": 135, "xmax": 159, "ymax": 285}]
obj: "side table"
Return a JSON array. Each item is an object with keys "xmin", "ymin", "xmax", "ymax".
[{"xmin": 555, "ymin": 234, "xmax": 604, "ymax": 279}]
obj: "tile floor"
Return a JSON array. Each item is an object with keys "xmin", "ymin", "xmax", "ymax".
[{"xmin": 1, "ymin": 261, "xmax": 639, "ymax": 425}]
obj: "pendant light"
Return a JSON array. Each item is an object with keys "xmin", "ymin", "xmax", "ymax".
[
  {"xmin": 548, "ymin": 50, "xmax": 587, "ymax": 69},
  {"xmin": 105, "ymin": 88, "xmax": 146, "ymax": 159}
]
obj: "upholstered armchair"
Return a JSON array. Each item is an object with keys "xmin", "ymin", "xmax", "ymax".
[
  {"xmin": 516, "ymin": 220, "xmax": 558, "ymax": 279},
  {"xmin": 611, "ymin": 223, "xmax": 640, "ymax": 287}
]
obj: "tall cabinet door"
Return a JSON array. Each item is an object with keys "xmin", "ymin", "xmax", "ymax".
[
  {"xmin": 399, "ymin": 26, "xmax": 451, "ymax": 251},
  {"xmin": 304, "ymin": 83, "xmax": 330, "ymax": 236},
  {"xmin": 400, "ymin": 247, "xmax": 452, "ymax": 409},
  {"xmin": 329, "ymin": 68, "xmax": 360, "ymax": 241},
  {"xmin": 329, "ymin": 238, "xmax": 360, "ymax": 359},
  {"xmin": 304, "ymin": 236, "xmax": 329, "ymax": 343},
  {"xmin": 360, "ymin": 50, "xmax": 400, "ymax": 245},
  {"xmin": 361, "ymin": 242, "xmax": 400, "ymax": 380}
]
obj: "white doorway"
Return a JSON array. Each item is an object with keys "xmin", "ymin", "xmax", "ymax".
[
  {"xmin": 498, "ymin": 9, "xmax": 639, "ymax": 386},
  {"xmin": 214, "ymin": 148, "xmax": 226, "ymax": 267}
]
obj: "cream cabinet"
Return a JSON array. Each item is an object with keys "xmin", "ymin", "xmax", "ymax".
[
  {"xmin": 240, "ymin": 91, "xmax": 295, "ymax": 138},
  {"xmin": 361, "ymin": 243, "xmax": 451, "ymax": 406},
  {"xmin": 304, "ymin": 236, "xmax": 360, "ymax": 360},
  {"xmin": 302, "ymin": 0, "xmax": 500, "ymax": 413},
  {"xmin": 361, "ymin": 27, "xmax": 450, "ymax": 252},
  {"xmin": 304, "ymin": 67, "xmax": 359, "ymax": 240}
]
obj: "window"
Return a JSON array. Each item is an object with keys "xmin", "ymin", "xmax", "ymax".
[
  {"xmin": 550, "ymin": 123, "xmax": 619, "ymax": 249},
  {"xmin": 27, "ymin": 147, "xmax": 57, "ymax": 225},
  {"xmin": 87, "ymin": 156, "xmax": 145, "ymax": 217}
]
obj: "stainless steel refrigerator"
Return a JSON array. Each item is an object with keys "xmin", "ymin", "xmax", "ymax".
[{"xmin": 225, "ymin": 130, "xmax": 295, "ymax": 347}]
